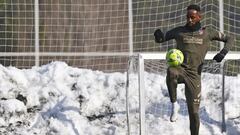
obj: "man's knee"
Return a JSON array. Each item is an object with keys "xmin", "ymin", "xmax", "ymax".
[
  {"xmin": 167, "ymin": 67, "xmax": 179, "ymax": 79},
  {"xmin": 189, "ymin": 102, "xmax": 200, "ymax": 115}
]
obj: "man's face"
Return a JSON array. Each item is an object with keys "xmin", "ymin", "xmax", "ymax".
[{"xmin": 186, "ymin": 9, "xmax": 201, "ymax": 26}]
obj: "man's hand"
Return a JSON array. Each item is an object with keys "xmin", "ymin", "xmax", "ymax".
[
  {"xmin": 213, "ymin": 53, "xmax": 225, "ymax": 62},
  {"xmin": 213, "ymin": 48, "xmax": 228, "ymax": 62},
  {"xmin": 154, "ymin": 29, "xmax": 164, "ymax": 43}
]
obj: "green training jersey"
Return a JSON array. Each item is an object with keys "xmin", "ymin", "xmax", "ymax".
[{"xmin": 159, "ymin": 25, "xmax": 233, "ymax": 71}]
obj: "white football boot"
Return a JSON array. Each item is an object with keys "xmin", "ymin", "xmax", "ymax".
[{"xmin": 170, "ymin": 102, "xmax": 180, "ymax": 122}]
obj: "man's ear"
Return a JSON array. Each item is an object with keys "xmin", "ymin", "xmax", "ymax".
[{"xmin": 198, "ymin": 13, "xmax": 202, "ymax": 20}]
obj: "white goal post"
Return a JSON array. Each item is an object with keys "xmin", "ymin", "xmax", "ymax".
[{"xmin": 126, "ymin": 52, "xmax": 240, "ymax": 135}]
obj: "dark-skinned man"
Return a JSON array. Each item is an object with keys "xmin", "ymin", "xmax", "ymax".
[{"xmin": 154, "ymin": 4, "xmax": 233, "ymax": 135}]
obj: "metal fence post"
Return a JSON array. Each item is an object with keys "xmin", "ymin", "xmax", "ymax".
[{"xmin": 34, "ymin": 0, "xmax": 39, "ymax": 67}]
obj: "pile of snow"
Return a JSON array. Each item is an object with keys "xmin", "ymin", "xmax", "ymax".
[{"xmin": 0, "ymin": 61, "xmax": 239, "ymax": 135}]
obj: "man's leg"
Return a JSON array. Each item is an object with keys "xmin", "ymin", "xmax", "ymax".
[
  {"xmin": 186, "ymin": 98, "xmax": 200, "ymax": 135},
  {"xmin": 166, "ymin": 67, "xmax": 181, "ymax": 103},
  {"xmin": 185, "ymin": 76, "xmax": 201, "ymax": 135},
  {"xmin": 166, "ymin": 67, "xmax": 183, "ymax": 122}
]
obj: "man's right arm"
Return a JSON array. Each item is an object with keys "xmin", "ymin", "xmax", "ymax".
[{"xmin": 154, "ymin": 28, "xmax": 176, "ymax": 43}]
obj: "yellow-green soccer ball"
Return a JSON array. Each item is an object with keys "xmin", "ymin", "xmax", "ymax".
[{"xmin": 166, "ymin": 49, "xmax": 184, "ymax": 67}]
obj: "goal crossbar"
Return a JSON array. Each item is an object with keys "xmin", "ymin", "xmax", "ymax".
[
  {"xmin": 128, "ymin": 52, "xmax": 240, "ymax": 135},
  {"xmin": 0, "ymin": 51, "xmax": 238, "ymax": 59},
  {"xmin": 138, "ymin": 52, "xmax": 240, "ymax": 60}
]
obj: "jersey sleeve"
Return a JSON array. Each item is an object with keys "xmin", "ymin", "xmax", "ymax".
[
  {"xmin": 209, "ymin": 29, "xmax": 234, "ymax": 51},
  {"xmin": 163, "ymin": 27, "xmax": 179, "ymax": 42}
]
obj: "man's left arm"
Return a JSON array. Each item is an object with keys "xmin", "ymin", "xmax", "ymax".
[{"xmin": 210, "ymin": 30, "xmax": 234, "ymax": 62}]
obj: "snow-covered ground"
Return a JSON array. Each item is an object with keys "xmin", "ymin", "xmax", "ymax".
[{"xmin": 0, "ymin": 61, "xmax": 239, "ymax": 135}]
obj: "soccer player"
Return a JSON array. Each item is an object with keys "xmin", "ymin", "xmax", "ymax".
[{"xmin": 154, "ymin": 4, "xmax": 233, "ymax": 135}]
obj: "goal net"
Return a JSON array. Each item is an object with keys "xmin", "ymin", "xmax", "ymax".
[
  {"xmin": 0, "ymin": 0, "xmax": 130, "ymax": 72},
  {"xmin": 126, "ymin": 0, "xmax": 240, "ymax": 134},
  {"xmin": 126, "ymin": 53, "xmax": 240, "ymax": 135}
]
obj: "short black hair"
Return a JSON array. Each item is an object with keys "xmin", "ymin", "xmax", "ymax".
[{"xmin": 187, "ymin": 4, "xmax": 201, "ymax": 12}]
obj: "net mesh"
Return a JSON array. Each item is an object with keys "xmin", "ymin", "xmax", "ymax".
[
  {"xmin": 0, "ymin": 0, "xmax": 239, "ymax": 72},
  {"xmin": 128, "ymin": 58, "xmax": 240, "ymax": 135}
]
